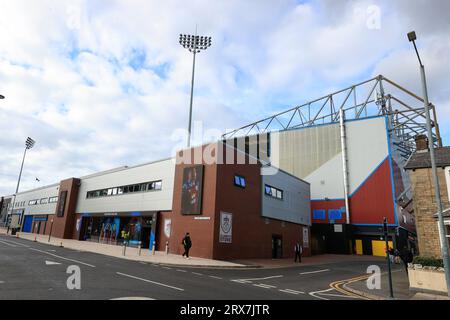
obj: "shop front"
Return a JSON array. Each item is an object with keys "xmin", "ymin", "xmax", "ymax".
[{"xmin": 77, "ymin": 211, "xmax": 157, "ymax": 249}]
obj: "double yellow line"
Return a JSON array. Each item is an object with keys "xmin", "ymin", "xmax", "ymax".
[{"xmin": 329, "ymin": 274, "xmax": 373, "ymax": 300}]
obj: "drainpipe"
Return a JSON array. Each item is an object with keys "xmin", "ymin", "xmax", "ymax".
[{"xmin": 339, "ymin": 108, "xmax": 351, "ymax": 224}]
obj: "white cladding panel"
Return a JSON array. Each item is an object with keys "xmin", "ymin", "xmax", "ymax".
[
  {"xmin": 14, "ymin": 185, "xmax": 59, "ymax": 216},
  {"xmin": 446, "ymin": 167, "xmax": 450, "ymax": 203},
  {"xmin": 274, "ymin": 117, "xmax": 389, "ymax": 200},
  {"xmin": 76, "ymin": 159, "xmax": 175, "ymax": 214},
  {"xmin": 262, "ymin": 169, "xmax": 311, "ymax": 226}
]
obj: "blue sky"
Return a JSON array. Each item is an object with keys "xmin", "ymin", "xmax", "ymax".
[{"xmin": 1, "ymin": 0, "xmax": 450, "ymax": 195}]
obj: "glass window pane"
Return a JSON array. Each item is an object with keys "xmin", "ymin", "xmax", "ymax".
[
  {"xmin": 107, "ymin": 188, "xmax": 113, "ymax": 196},
  {"xmin": 117, "ymin": 187, "xmax": 123, "ymax": 195},
  {"xmin": 112, "ymin": 188, "xmax": 118, "ymax": 195},
  {"xmin": 155, "ymin": 181, "xmax": 162, "ymax": 190}
]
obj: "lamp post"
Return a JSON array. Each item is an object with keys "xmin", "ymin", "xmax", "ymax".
[
  {"xmin": 9, "ymin": 137, "xmax": 35, "ymax": 233},
  {"xmin": 0, "ymin": 95, "xmax": 5, "ymax": 99},
  {"xmin": 179, "ymin": 31, "xmax": 212, "ymax": 147},
  {"xmin": 408, "ymin": 31, "xmax": 450, "ymax": 297}
]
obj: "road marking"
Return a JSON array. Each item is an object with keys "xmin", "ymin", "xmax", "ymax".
[
  {"xmin": 256, "ymin": 283, "xmax": 277, "ymax": 288},
  {"xmin": 0, "ymin": 240, "xmax": 17, "ymax": 247},
  {"xmin": 139, "ymin": 262, "xmax": 147, "ymax": 265},
  {"xmin": 45, "ymin": 260, "xmax": 62, "ymax": 266},
  {"xmin": 232, "ymin": 275, "xmax": 283, "ymax": 283},
  {"xmin": 319, "ymin": 292, "xmax": 361, "ymax": 299},
  {"xmin": 300, "ymin": 269, "xmax": 330, "ymax": 275},
  {"xmin": 209, "ymin": 276, "xmax": 222, "ymax": 280},
  {"xmin": 176, "ymin": 269, "xmax": 187, "ymax": 273},
  {"xmin": 162, "ymin": 266, "xmax": 172, "ymax": 270},
  {"xmin": 253, "ymin": 284, "xmax": 273, "ymax": 289},
  {"xmin": 110, "ymin": 297, "xmax": 155, "ymax": 300},
  {"xmin": 0, "ymin": 281, "xmax": 4, "ymax": 284},
  {"xmin": 116, "ymin": 272, "xmax": 184, "ymax": 291},
  {"xmin": 192, "ymin": 272, "xmax": 203, "ymax": 276},
  {"xmin": 0, "ymin": 239, "xmax": 30, "ymax": 247},
  {"xmin": 309, "ymin": 288, "xmax": 334, "ymax": 300},
  {"xmin": 279, "ymin": 289, "xmax": 304, "ymax": 295},
  {"xmin": 28, "ymin": 248, "xmax": 96, "ymax": 268},
  {"xmin": 330, "ymin": 275, "xmax": 371, "ymax": 300}
]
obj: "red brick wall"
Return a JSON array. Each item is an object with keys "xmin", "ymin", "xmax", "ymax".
[{"xmin": 51, "ymin": 178, "xmax": 80, "ymax": 239}]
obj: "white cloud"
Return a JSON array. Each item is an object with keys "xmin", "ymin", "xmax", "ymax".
[{"xmin": 1, "ymin": 0, "xmax": 450, "ymax": 196}]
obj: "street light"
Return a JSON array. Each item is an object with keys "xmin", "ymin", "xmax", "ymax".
[
  {"xmin": 408, "ymin": 30, "xmax": 450, "ymax": 297},
  {"xmin": 0, "ymin": 95, "xmax": 5, "ymax": 99},
  {"xmin": 8, "ymin": 137, "xmax": 36, "ymax": 233},
  {"xmin": 179, "ymin": 31, "xmax": 212, "ymax": 147}
]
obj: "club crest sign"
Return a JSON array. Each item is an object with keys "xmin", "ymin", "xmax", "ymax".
[
  {"xmin": 164, "ymin": 219, "xmax": 172, "ymax": 238},
  {"xmin": 219, "ymin": 212, "xmax": 232, "ymax": 243}
]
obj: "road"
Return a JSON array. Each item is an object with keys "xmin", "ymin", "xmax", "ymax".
[{"xmin": 0, "ymin": 234, "xmax": 402, "ymax": 300}]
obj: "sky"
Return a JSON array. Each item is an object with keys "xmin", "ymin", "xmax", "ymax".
[{"xmin": 1, "ymin": 0, "xmax": 450, "ymax": 195}]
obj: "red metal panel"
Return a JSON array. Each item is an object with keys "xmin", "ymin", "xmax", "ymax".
[
  {"xmin": 311, "ymin": 199, "xmax": 346, "ymax": 224},
  {"xmin": 350, "ymin": 158, "xmax": 395, "ymax": 224}
]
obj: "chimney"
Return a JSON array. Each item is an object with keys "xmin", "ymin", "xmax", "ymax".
[{"xmin": 415, "ymin": 134, "xmax": 428, "ymax": 152}]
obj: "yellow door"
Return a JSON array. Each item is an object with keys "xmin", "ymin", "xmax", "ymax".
[
  {"xmin": 355, "ymin": 239, "xmax": 363, "ymax": 255},
  {"xmin": 371, "ymin": 240, "xmax": 393, "ymax": 257}
]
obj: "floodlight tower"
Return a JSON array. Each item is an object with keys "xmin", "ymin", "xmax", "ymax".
[{"xmin": 179, "ymin": 31, "xmax": 212, "ymax": 147}]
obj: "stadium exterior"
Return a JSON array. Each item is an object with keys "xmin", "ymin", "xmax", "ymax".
[{"xmin": 2, "ymin": 75, "xmax": 441, "ymax": 258}]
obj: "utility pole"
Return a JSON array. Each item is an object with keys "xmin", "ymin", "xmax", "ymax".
[
  {"xmin": 179, "ymin": 29, "xmax": 212, "ymax": 147},
  {"xmin": 383, "ymin": 217, "xmax": 394, "ymax": 299},
  {"xmin": 408, "ymin": 31, "xmax": 450, "ymax": 297}
]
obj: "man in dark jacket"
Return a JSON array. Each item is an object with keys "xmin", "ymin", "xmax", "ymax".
[
  {"xmin": 400, "ymin": 246, "xmax": 413, "ymax": 275},
  {"xmin": 294, "ymin": 242, "xmax": 302, "ymax": 263},
  {"xmin": 182, "ymin": 232, "xmax": 192, "ymax": 259}
]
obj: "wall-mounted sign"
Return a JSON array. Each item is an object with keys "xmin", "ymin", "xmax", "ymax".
[
  {"xmin": 194, "ymin": 217, "xmax": 210, "ymax": 220},
  {"xmin": 334, "ymin": 224, "xmax": 343, "ymax": 233},
  {"xmin": 76, "ymin": 218, "xmax": 81, "ymax": 232},
  {"xmin": 219, "ymin": 212, "xmax": 232, "ymax": 244},
  {"xmin": 164, "ymin": 219, "xmax": 172, "ymax": 238},
  {"xmin": 303, "ymin": 227, "xmax": 309, "ymax": 248}
]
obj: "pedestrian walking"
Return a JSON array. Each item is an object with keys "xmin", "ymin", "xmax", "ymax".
[
  {"xmin": 294, "ymin": 242, "xmax": 302, "ymax": 263},
  {"xmin": 400, "ymin": 246, "xmax": 413, "ymax": 275},
  {"xmin": 182, "ymin": 232, "xmax": 192, "ymax": 259}
]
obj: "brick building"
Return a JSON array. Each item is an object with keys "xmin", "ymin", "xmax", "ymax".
[{"xmin": 405, "ymin": 140, "xmax": 450, "ymax": 258}]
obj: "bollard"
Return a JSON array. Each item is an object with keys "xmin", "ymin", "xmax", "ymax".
[
  {"xmin": 122, "ymin": 242, "xmax": 127, "ymax": 256},
  {"xmin": 165, "ymin": 241, "xmax": 169, "ymax": 255},
  {"xmin": 34, "ymin": 235, "xmax": 37, "ymax": 242},
  {"xmin": 152, "ymin": 241, "xmax": 156, "ymax": 255},
  {"xmin": 59, "ymin": 241, "xmax": 63, "ymax": 248},
  {"xmin": 138, "ymin": 241, "xmax": 142, "ymax": 256}
]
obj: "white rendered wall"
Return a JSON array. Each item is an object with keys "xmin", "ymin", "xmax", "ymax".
[
  {"xmin": 76, "ymin": 159, "xmax": 175, "ymax": 214},
  {"xmin": 14, "ymin": 184, "xmax": 59, "ymax": 216}
]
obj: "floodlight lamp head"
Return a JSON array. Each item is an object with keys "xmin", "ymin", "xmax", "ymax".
[
  {"xmin": 25, "ymin": 137, "xmax": 35, "ymax": 149},
  {"xmin": 407, "ymin": 31, "xmax": 417, "ymax": 42}
]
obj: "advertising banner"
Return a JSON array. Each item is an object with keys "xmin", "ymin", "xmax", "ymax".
[
  {"xmin": 181, "ymin": 165, "xmax": 204, "ymax": 215},
  {"xmin": 303, "ymin": 227, "xmax": 309, "ymax": 248}
]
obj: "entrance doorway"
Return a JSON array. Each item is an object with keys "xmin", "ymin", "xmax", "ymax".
[{"xmin": 272, "ymin": 235, "xmax": 283, "ymax": 259}]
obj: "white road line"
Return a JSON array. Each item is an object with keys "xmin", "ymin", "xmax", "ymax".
[
  {"xmin": 192, "ymin": 272, "xmax": 203, "ymax": 276},
  {"xmin": 0, "ymin": 240, "xmax": 17, "ymax": 247},
  {"xmin": 139, "ymin": 262, "xmax": 147, "ymax": 265},
  {"xmin": 162, "ymin": 267, "xmax": 172, "ymax": 270},
  {"xmin": 0, "ymin": 281, "xmax": 4, "ymax": 284},
  {"xmin": 319, "ymin": 293, "xmax": 361, "ymax": 299},
  {"xmin": 209, "ymin": 276, "xmax": 222, "ymax": 280},
  {"xmin": 308, "ymin": 288, "xmax": 334, "ymax": 300},
  {"xmin": 28, "ymin": 248, "xmax": 96, "ymax": 268},
  {"xmin": 176, "ymin": 269, "xmax": 187, "ymax": 273},
  {"xmin": 116, "ymin": 272, "xmax": 184, "ymax": 291},
  {"xmin": 253, "ymin": 284, "xmax": 273, "ymax": 289},
  {"xmin": 279, "ymin": 289, "xmax": 304, "ymax": 295},
  {"xmin": 0, "ymin": 239, "xmax": 30, "ymax": 247},
  {"xmin": 300, "ymin": 269, "xmax": 330, "ymax": 275},
  {"xmin": 256, "ymin": 283, "xmax": 277, "ymax": 288},
  {"xmin": 232, "ymin": 275, "xmax": 283, "ymax": 282}
]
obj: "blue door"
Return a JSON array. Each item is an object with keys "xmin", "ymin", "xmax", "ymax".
[{"xmin": 23, "ymin": 216, "xmax": 33, "ymax": 233}]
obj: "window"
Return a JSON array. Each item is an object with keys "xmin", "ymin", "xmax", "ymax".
[
  {"xmin": 48, "ymin": 196, "xmax": 58, "ymax": 203},
  {"xmin": 234, "ymin": 175, "xmax": 246, "ymax": 188},
  {"xmin": 313, "ymin": 209, "xmax": 326, "ymax": 220},
  {"xmin": 40, "ymin": 198, "xmax": 48, "ymax": 204},
  {"xmin": 28, "ymin": 199, "xmax": 38, "ymax": 205},
  {"xmin": 86, "ymin": 180, "xmax": 163, "ymax": 199},
  {"xmin": 264, "ymin": 184, "xmax": 283, "ymax": 200},
  {"xmin": 328, "ymin": 209, "xmax": 343, "ymax": 220}
]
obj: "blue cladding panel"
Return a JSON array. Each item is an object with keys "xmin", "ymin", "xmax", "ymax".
[{"xmin": 313, "ymin": 209, "xmax": 326, "ymax": 220}]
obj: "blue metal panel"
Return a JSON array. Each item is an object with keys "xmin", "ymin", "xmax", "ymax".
[
  {"xmin": 22, "ymin": 216, "xmax": 33, "ymax": 233},
  {"xmin": 328, "ymin": 209, "xmax": 343, "ymax": 220},
  {"xmin": 313, "ymin": 209, "xmax": 326, "ymax": 220}
]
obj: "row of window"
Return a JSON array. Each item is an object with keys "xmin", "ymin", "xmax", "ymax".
[
  {"xmin": 264, "ymin": 184, "xmax": 284, "ymax": 200},
  {"xmin": 313, "ymin": 209, "xmax": 343, "ymax": 220},
  {"xmin": 12, "ymin": 196, "xmax": 58, "ymax": 208},
  {"xmin": 86, "ymin": 180, "xmax": 162, "ymax": 199},
  {"xmin": 234, "ymin": 174, "xmax": 285, "ymax": 201}
]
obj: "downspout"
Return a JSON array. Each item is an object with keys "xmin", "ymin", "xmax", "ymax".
[{"xmin": 339, "ymin": 108, "xmax": 350, "ymax": 224}]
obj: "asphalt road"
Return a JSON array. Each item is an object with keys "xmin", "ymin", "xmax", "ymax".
[{"xmin": 0, "ymin": 234, "xmax": 402, "ymax": 300}]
